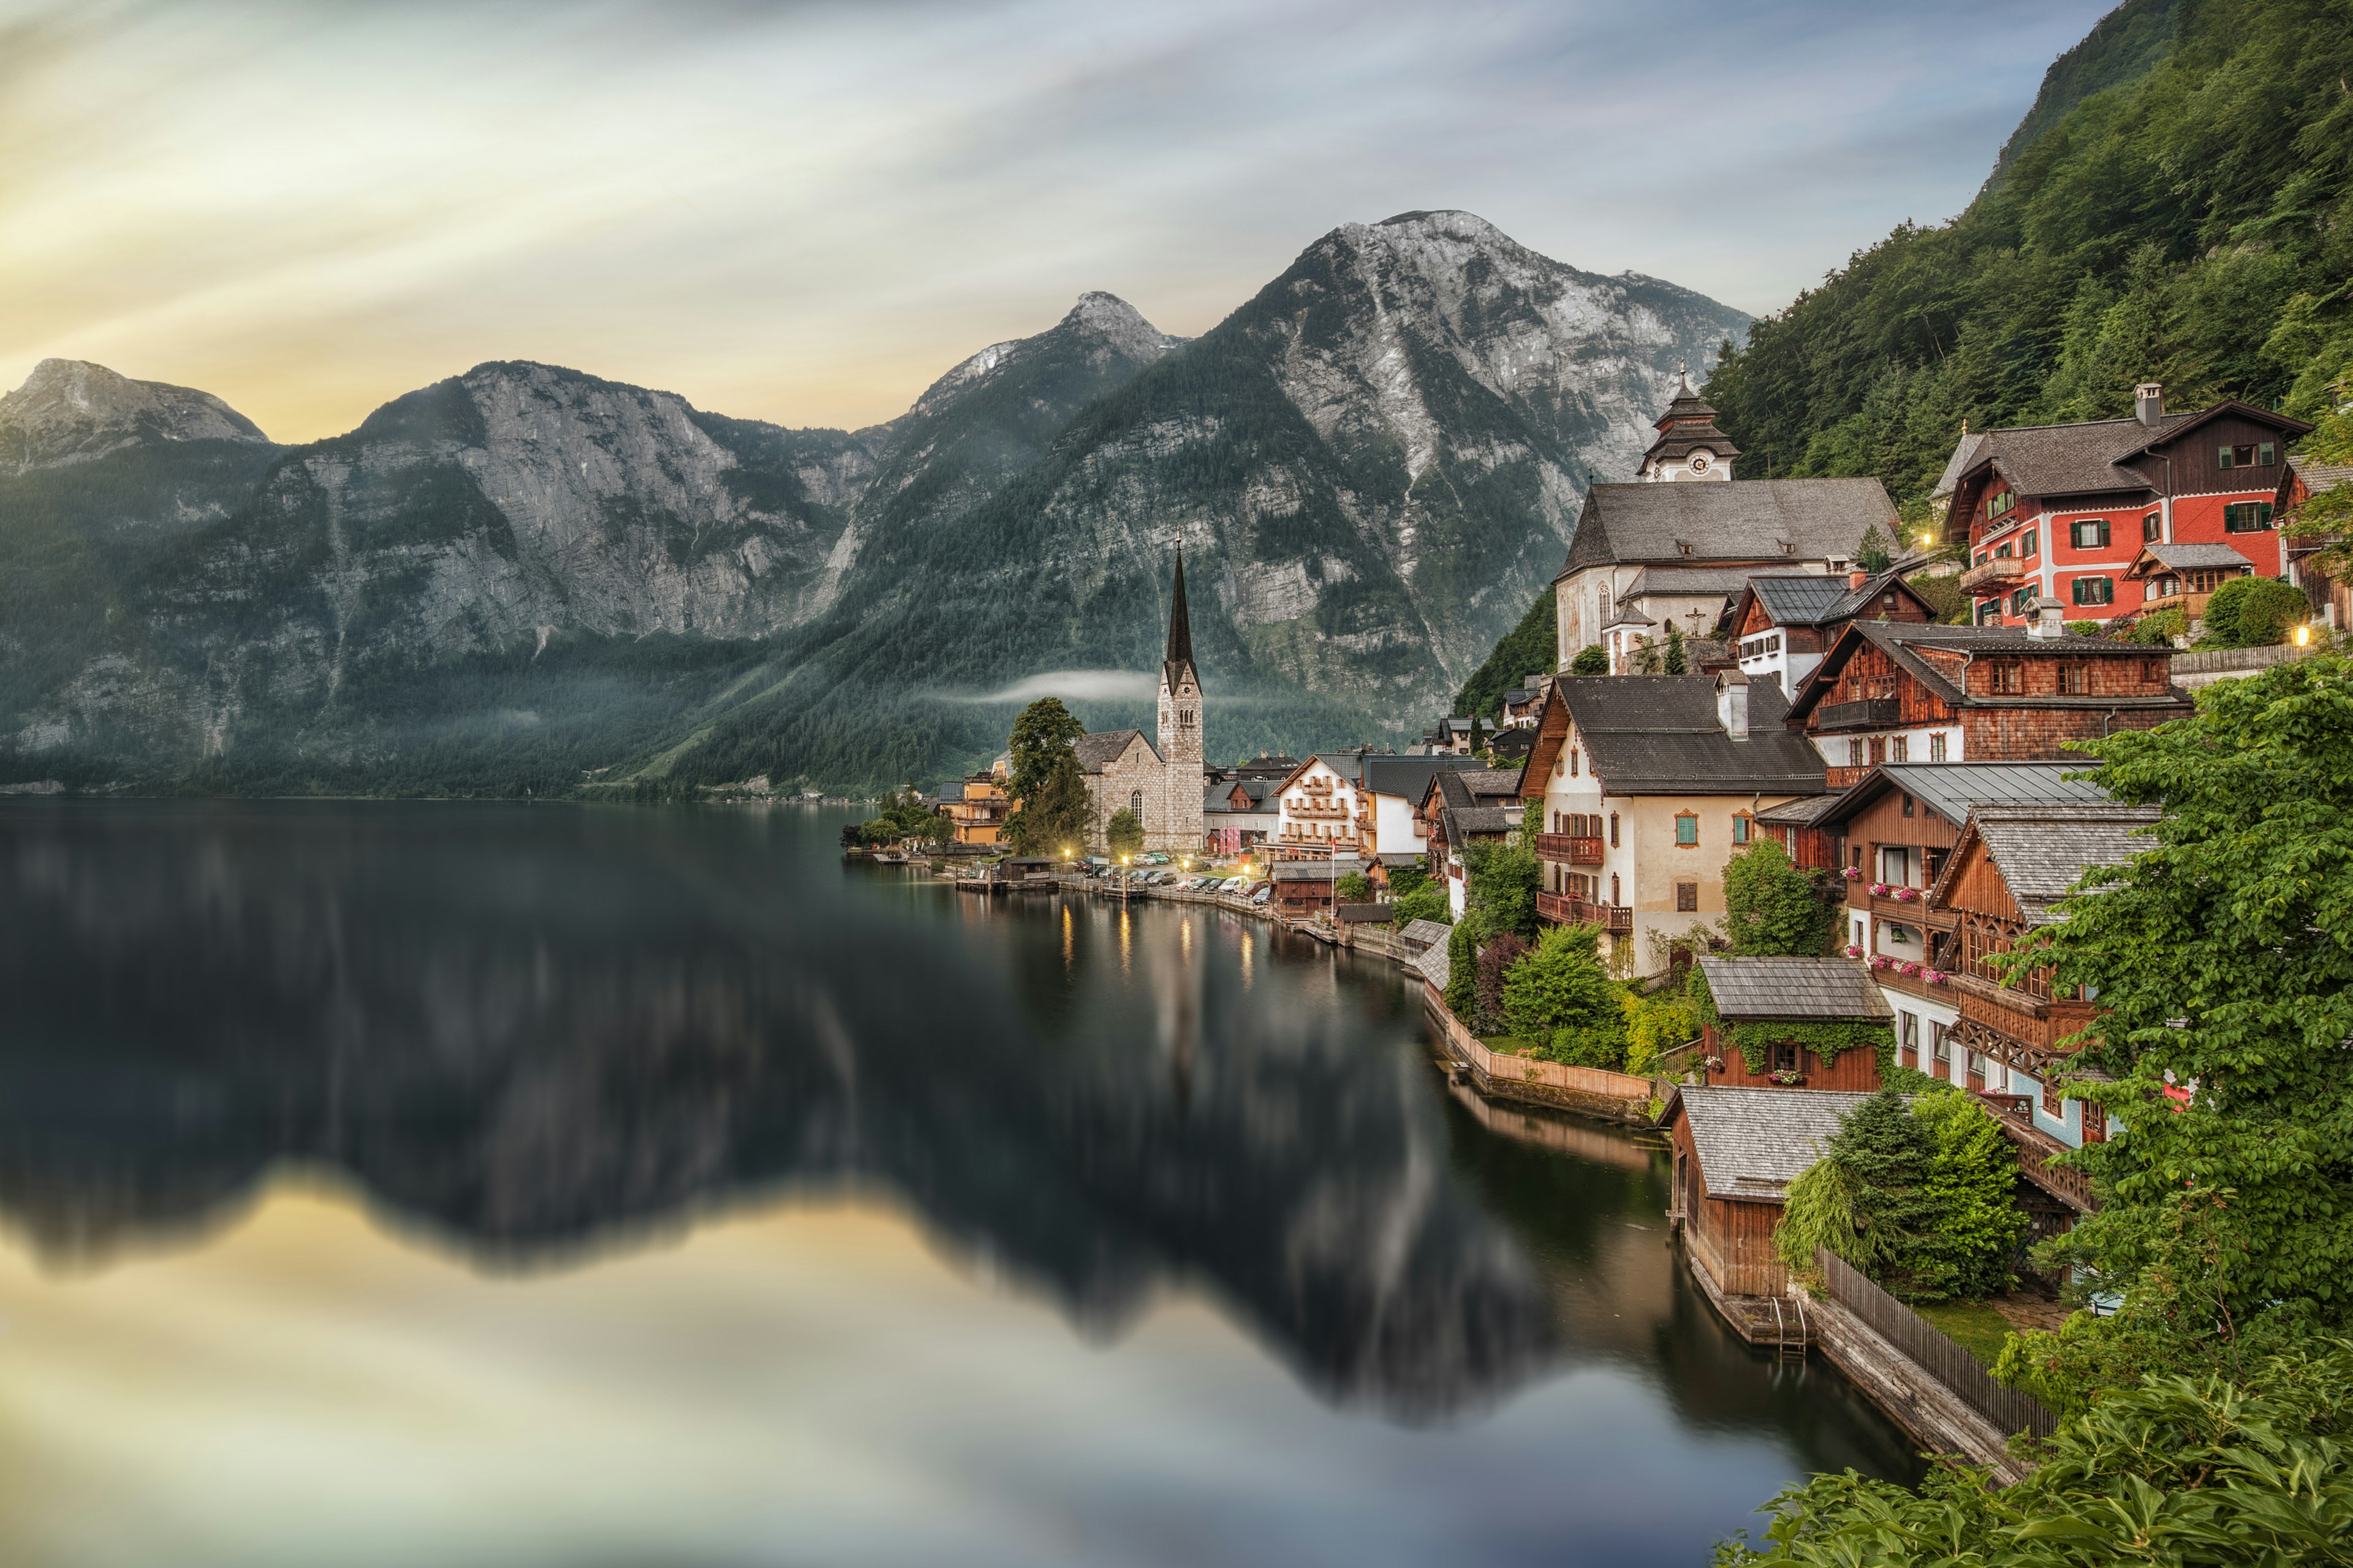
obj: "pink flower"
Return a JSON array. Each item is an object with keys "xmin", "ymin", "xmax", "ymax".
[
  {"xmin": 1893, "ymin": 887, "xmax": 1919, "ymax": 902},
  {"xmin": 1925, "ymin": 969, "xmax": 1949, "ymax": 986},
  {"xmin": 1841, "ymin": 868, "xmax": 1862, "ymax": 881},
  {"xmin": 1900, "ymin": 961, "xmax": 1923, "ymax": 977},
  {"xmin": 1844, "ymin": 944, "xmax": 1863, "ymax": 958}
]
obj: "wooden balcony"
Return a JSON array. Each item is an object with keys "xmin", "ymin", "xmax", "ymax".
[
  {"xmin": 1823, "ymin": 764, "xmax": 1873, "ymax": 790},
  {"xmin": 1534, "ymin": 832, "xmax": 1604, "ymax": 865},
  {"xmin": 1858, "ymin": 888, "xmax": 1956, "ymax": 928},
  {"xmin": 1537, "ymin": 891, "xmax": 1632, "ymax": 931},
  {"xmin": 1816, "ymin": 697, "xmax": 1900, "ymax": 732},
  {"xmin": 1977, "ymin": 1094, "xmax": 2096, "ymax": 1213},
  {"xmin": 1287, "ymin": 803, "xmax": 1349, "ymax": 820},
  {"xmin": 1958, "ymin": 557, "xmax": 2025, "ymax": 594}
]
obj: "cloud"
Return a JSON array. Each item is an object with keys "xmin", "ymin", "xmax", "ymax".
[{"xmin": 957, "ymin": 670, "xmax": 1159, "ymax": 705}]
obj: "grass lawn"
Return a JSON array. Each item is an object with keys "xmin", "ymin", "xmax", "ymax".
[{"xmin": 1917, "ymin": 1299, "xmax": 2015, "ymax": 1365}]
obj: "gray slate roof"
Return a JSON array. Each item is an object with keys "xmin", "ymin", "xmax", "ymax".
[
  {"xmin": 1753, "ymin": 792, "xmax": 1846, "ymax": 827},
  {"xmin": 2290, "ymin": 454, "xmax": 2353, "ymax": 494},
  {"xmin": 1441, "ymin": 805, "xmax": 1520, "ymax": 840},
  {"xmin": 1074, "ymin": 729, "xmax": 1154, "ymax": 772},
  {"xmin": 1412, "ymin": 939, "xmax": 1451, "ymax": 991},
  {"xmin": 1698, "ymin": 956, "xmax": 1893, "ymax": 1021},
  {"xmin": 1792, "ymin": 622, "xmax": 2192, "ymax": 721},
  {"xmin": 1966, "ymin": 804, "xmax": 2161, "ymax": 924},
  {"xmin": 1558, "ymin": 478, "xmax": 1898, "ymax": 578},
  {"xmin": 1966, "ymin": 413, "xmax": 2196, "ymax": 499},
  {"xmin": 2132, "ymin": 541, "xmax": 2259, "ymax": 573},
  {"xmin": 1434, "ymin": 769, "xmax": 1523, "ymax": 809},
  {"xmin": 1205, "ymin": 778, "xmax": 1276, "ymax": 814},
  {"xmin": 1931, "ymin": 431, "xmax": 1987, "ymax": 501},
  {"xmin": 1558, "ymin": 676, "xmax": 1827, "ymax": 796},
  {"xmin": 1624, "ymin": 565, "xmax": 1766, "ymax": 599},
  {"xmin": 1399, "ymin": 918, "xmax": 1452, "ymax": 953},
  {"xmin": 1813, "ymin": 760, "xmax": 2112, "ymax": 832},
  {"xmin": 1360, "ymin": 754, "xmax": 1484, "ymax": 803},
  {"xmin": 1273, "ymin": 862, "xmax": 1343, "ymax": 882},
  {"xmin": 1745, "ymin": 571, "xmax": 1854, "ymax": 626},
  {"xmin": 1675, "ymin": 1086, "xmax": 1882, "ymax": 1200}
]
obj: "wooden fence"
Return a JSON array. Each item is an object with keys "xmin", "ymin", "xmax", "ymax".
[
  {"xmin": 1427, "ymin": 994, "xmax": 1654, "ymax": 1104},
  {"xmin": 1816, "ymin": 1247, "xmax": 2056, "ymax": 1441}
]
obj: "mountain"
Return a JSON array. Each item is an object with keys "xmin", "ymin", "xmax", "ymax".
[
  {"xmin": 1706, "ymin": 0, "xmax": 2351, "ymax": 511},
  {"xmin": 0, "ymin": 214, "xmax": 1748, "ymax": 795},
  {"xmin": 644, "ymin": 212, "xmax": 1748, "ymax": 792}
]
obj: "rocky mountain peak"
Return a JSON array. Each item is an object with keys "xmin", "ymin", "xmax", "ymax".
[
  {"xmin": 0, "ymin": 358, "xmax": 271, "ymax": 469},
  {"xmin": 1057, "ymin": 291, "xmax": 1182, "ymax": 358}
]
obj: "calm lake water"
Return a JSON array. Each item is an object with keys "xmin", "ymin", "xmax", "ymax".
[{"xmin": 0, "ymin": 801, "xmax": 1920, "ymax": 1567}]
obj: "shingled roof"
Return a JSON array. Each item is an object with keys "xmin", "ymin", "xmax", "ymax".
[
  {"xmin": 1074, "ymin": 729, "xmax": 1156, "ymax": 773},
  {"xmin": 2129, "ymin": 541, "xmax": 2259, "ymax": 574},
  {"xmin": 1811, "ymin": 760, "xmax": 2112, "ymax": 833},
  {"xmin": 1557, "ymin": 478, "xmax": 1898, "ymax": 578},
  {"xmin": 1399, "ymin": 918, "xmax": 1452, "ymax": 953},
  {"xmin": 1672, "ymin": 1086, "xmax": 1882, "ymax": 1202},
  {"xmin": 1958, "ymin": 803, "xmax": 2161, "ymax": 924},
  {"xmin": 1550, "ymin": 676, "xmax": 1827, "ymax": 796},
  {"xmin": 1412, "ymin": 938, "xmax": 1451, "ymax": 992},
  {"xmin": 1360, "ymin": 754, "xmax": 1484, "ymax": 803},
  {"xmin": 1697, "ymin": 956, "xmax": 1893, "ymax": 1021}
]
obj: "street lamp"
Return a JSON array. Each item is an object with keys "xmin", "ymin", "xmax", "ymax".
[{"xmin": 1120, "ymin": 854, "xmax": 1131, "ymax": 912}]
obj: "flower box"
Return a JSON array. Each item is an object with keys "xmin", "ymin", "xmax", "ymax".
[
  {"xmin": 1898, "ymin": 961, "xmax": 1923, "ymax": 978},
  {"xmin": 1844, "ymin": 944, "xmax": 1864, "ymax": 958},
  {"xmin": 1867, "ymin": 882, "xmax": 1890, "ymax": 896},
  {"xmin": 1924, "ymin": 969, "xmax": 1950, "ymax": 986},
  {"xmin": 1891, "ymin": 887, "xmax": 1920, "ymax": 902},
  {"xmin": 1868, "ymin": 955, "xmax": 1895, "ymax": 970},
  {"xmin": 1840, "ymin": 868, "xmax": 1862, "ymax": 880},
  {"xmin": 1767, "ymin": 1070, "xmax": 1808, "ymax": 1086}
]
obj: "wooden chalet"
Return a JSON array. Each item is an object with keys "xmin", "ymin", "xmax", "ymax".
[
  {"xmin": 1941, "ymin": 384, "xmax": 2312, "ymax": 628},
  {"xmin": 1416, "ymin": 767, "xmax": 1522, "ymax": 920},
  {"xmin": 1695, "ymin": 956, "xmax": 1891, "ymax": 1093},
  {"xmin": 2121, "ymin": 541, "xmax": 2256, "ymax": 624},
  {"xmin": 1662, "ymin": 1086, "xmax": 1880, "ymax": 1317},
  {"xmin": 1785, "ymin": 620, "xmax": 2191, "ymax": 791},
  {"xmin": 1729, "ymin": 566, "xmax": 1935, "ymax": 697},
  {"xmin": 2281, "ymin": 454, "xmax": 2352, "ymax": 630}
]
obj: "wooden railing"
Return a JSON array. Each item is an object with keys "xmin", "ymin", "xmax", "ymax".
[
  {"xmin": 1958, "ymin": 558, "xmax": 2025, "ymax": 594},
  {"xmin": 1980, "ymin": 1099, "xmax": 2098, "ymax": 1213},
  {"xmin": 1533, "ymin": 833, "xmax": 1604, "ymax": 865},
  {"xmin": 1824, "ymin": 765, "xmax": 1872, "ymax": 789},
  {"xmin": 1536, "ymin": 892, "xmax": 1634, "ymax": 931},
  {"xmin": 1816, "ymin": 1247, "xmax": 2058, "ymax": 1440},
  {"xmin": 1817, "ymin": 697, "xmax": 1900, "ymax": 732}
]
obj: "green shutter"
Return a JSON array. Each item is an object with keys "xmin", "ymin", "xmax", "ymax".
[
  {"xmin": 2219, "ymin": 445, "xmax": 2234, "ymax": 469},
  {"xmin": 2259, "ymin": 442, "xmax": 2276, "ymax": 466}
]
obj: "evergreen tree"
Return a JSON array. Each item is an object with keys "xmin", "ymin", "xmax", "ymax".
[
  {"xmin": 1856, "ymin": 524, "xmax": 1893, "ymax": 573},
  {"xmin": 1012, "ymin": 752, "xmax": 1092, "ymax": 855},
  {"xmin": 1662, "ymin": 624, "xmax": 1689, "ymax": 675},
  {"xmin": 1104, "ymin": 808, "xmax": 1144, "ymax": 857},
  {"xmin": 1570, "ymin": 643, "xmax": 1610, "ymax": 676}
]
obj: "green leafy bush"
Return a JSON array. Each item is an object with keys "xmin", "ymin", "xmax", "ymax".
[
  {"xmin": 1716, "ymin": 1341, "xmax": 2353, "ymax": 1567},
  {"xmin": 1501, "ymin": 924, "xmax": 1619, "ymax": 1040},
  {"xmin": 1570, "ymin": 643, "xmax": 1609, "ymax": 676},
  {"xmin": 1333, "ymin": 871, "xmax": 1372, "ymax": 902},
  {"xmin": 1722, "ymin": 837, "xmax": 1838, "ymax": 956},
  {"xmin": 1909, "ymin": 1088, "xmax": 2029, "ymax": 1303},
  {"xmin": 1104, "ymin": 808, "xmax": 1145, "ymax": 857},
  {"xmin": 1389, "ymin": 884, "xmax": 1449, "ymax": 928},
  {"xmin": 2200, "ymin": 575, "xmax": 2311, "ymax": 648}
]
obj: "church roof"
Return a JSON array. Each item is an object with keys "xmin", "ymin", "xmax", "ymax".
[
  {"xmin": 1642, "ymin": 372, "xmax": 1740, "ymax": 469},
  {"xmin": 1074, "ymin": 730, "xmax": 1159, "ymax": 773},
  {"xmin": 1556, "ymin": 478, "xmax": 1900, "ymax": 579}
]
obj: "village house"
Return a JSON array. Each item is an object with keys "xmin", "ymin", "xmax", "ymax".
[
  {"xmin": 1553, "ymin": 381, "xmax": 1901, "ymax": 676},
  {"xmin": 2282, "ymin": 453, "xmax": 2352, "ymax": 629},
  {"xmin": 1518, "ymin": 672, "xmax": 1826, "ymax": 973},
  {"xmin": 1662, "ymin": 1086, "xmax": 1882, "ymax": 1306},
  {"xmin": 1802, "ymin": 761, "xmax": 2113, "ymax": 1066},
  {"xmin": 1694, "ymin": 956, "xmax": 1893, "ymax": 1093},
  {"xmin": 1940, "ymin": 383, "xmax": 2312, "ymax": 628},
  {"xmin": 1418, "ymin": 767, "xmax": 1523, "ymax": 919},
  {"xmin": 1419, "ymin": 716, "xmax": 1482, "ymax": 755},
  {"xmin": 1357, "ymin": 755, "xmax": 1483, "ymax": 873},
  {"xmin": 1498, "ymin": 674, "xmax": 1555, "ymax": 728},
  {"xmin": 1270, "ymin": 859, "xmax": 1348, "ymax": 917},
  {"xmin": 1202, "ymin": 775, "xmax": 1277, "ymax": 854},
  {"xmin": 1783, "ymin": 616, "xmax": 2193, "ymax": 790},
  {"xmin": 1729, "ymin": 567, "xmax": 1936, "ymax": 696},
  {"xmin": 1070, "ymin": 553, "xmax": 1207, "ymax": 854},
  {"xmin": 1271, "ymin": 751, "xmax": 1376, "ymax": 858},
  {"xmin": 940, "ymin": 772, "xmax": 1012, "ymax": 845}
]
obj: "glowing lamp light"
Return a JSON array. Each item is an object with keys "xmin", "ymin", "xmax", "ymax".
[{"xmin": 2294, "ymin": 624, "xmax": 2312, "ymax": 648}]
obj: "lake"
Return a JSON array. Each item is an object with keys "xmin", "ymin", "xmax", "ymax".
[{"xmin": 0, "ymin": 801, "xmax": 1919, "ymax": 1567}]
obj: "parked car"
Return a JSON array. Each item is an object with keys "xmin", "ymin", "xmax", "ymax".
[{"xmin": 1249, "ymin": 885, "xmax": 1273, "ymax": 906}]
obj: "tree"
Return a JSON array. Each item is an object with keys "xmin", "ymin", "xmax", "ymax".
[
  {"xmin": 1455, "ymin": 590, "xmax": 1559, "ymax": 722},
  {"xmin": 1333, "ymin": 871, "xmax": 1371, "ymax": 903},
  {"xmin": 1722, "ymin": 838, "xmax": 1838, "ymax": 955},
  {"xmin": 1909, "ymin": 1088, "xmax": 2028, "ymax": 1303},
  {"xmin": 2200, "ymin": 575, "xmax": 2311, "ymax": 648},
  {"xmin": 1444, "ymin": 920, "xmax": 1485, "ymax": 1027},
  {"xmin": 857, "ymin": 786, "xmax": 951, "ymax": 847},
  {"xmin": 1631, "ymin": 635, "xmax": 1662, "ymax": 675},
  {"xmin": 1998, "ymin": 654, "xmax": 2353, "ymax": 1399},
  {"xmin": 1004, "ymin": 698, "xmax": 1087, "ymax": 853},
  {"xmin": 1011, "ymin": 752, "xmax": 1092, "ymax": 855},
  {"xmin": 1389, "ymin": 884, "xmax": 1449, "ymax": 928},
  {"xmin": 1104, "ymin": 808, "xmax": 1143, "ymax": 858},
  {"xmin": 1461, "ymin": 833, "xmax": 1541, "ymax": 942},
  {"xmin": 1005, "ymin": 698, "xmax": 1085, "ymax": 807},
  {"xmin": 1501, "ymin": 924, "xmax": 1626, "ymax": 1066},
  {"xmin": 1773, "ymin": 1088, "xmax": 1938, "ymax": 1288},
  {"xmin": 1474, "ymin": 931, "xmax": 1529, "ymax": 1034},
  {"xmin": 1662, "ymin": 624, "xmax": 1689, "ymax": 675},
  {"xmin": 1856, "ymin": 523, "xmax": 1893, "ymax": 573},
  {"xmin": 1571, "ymin": 643, "xmax": 1610, "ymax": 676},
  {"xmin": 2282, "ymin": 363, "xmax": 2353, "ymax": 582}
]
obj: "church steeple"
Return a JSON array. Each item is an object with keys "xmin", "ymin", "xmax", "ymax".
[
  {"xmin": 1156, "ymin": 546, "xmax": 1202, "ymax": 771},
  {"xmin": 1637, "ymin": 362, "xmax": 1738, "ymax": 482}
]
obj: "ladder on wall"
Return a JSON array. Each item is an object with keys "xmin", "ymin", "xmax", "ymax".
[{"xmin": 1768, "ymin": 1293, "xmax": 1809, "ymax": 1362}]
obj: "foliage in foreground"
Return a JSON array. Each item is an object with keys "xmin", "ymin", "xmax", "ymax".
[
  {"xmin": 1716, "ymin": 1341, "xmax": 2353, "ymax": 1566},
  {"xmin": 1723, "ymin": 836, "xmax": 1840, "ymax": 958}
]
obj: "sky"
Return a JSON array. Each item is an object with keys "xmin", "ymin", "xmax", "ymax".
[{"xmin": 0, "ymin": 0, "xmax": 2119, "ymax": 443}]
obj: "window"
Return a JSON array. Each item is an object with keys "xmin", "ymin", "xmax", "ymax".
[
  {"xmin": 2072, "ymin": 576, "xmax": 2115, "ymax": 606},
  {"xmin": 2021, "ymin": 528, "xmax": 2038, "ymax": 558},
  {"xmin": 1988, "ymin": 488, "xmax": 2015, "ymax": 518},
  {"xmin": 1675, "ymin": 880, "xmax": 1699, "ymax": 912},
  {"xmin": 1768, "ymin": 635, "xmax": 1781, "ymax": 653},
  {"xmin": 2224, "ymin": 502, "xmax": 2275, "ymax": 532},
  {"xmin": 1131, "ymin": 790, "xmax": 1145, "ymax": 823},
  {"xmin": 2010, "ymin": 586, "xmax": 2034, "ymax": 617},
  {"xmin": 2069, "ymin": 518, "xmax": 2110, "ymax": 550},
  {"xmin": 1900, "ymin": 1012, "xmax": 1919, "ymax": 1067},
  {"xmin": 1901, "ymin": 790, "xmax": 1915, "ymax": 818},
  {"xmin": 1732, "ymin": 815, "xmax": 1751, "ymax": 845},
  {"xmin": 1610, "ymin": 873, "xmax": 1620, "ymax": 904},
  {"xmin": 2220, "ymin": 442, "xmax": 2274, "ymax": 469},
  {"xmin": 1847, "ymin": 738, "xmax": 1866, "ymax": 765},
  {"xmin": 1869, "ymin": 738, "xmax": 1886, "ymax": 765},
  {"xmin": 1928, "ymin": 732, "xmax": 1948, "ymax": 762},
  {"xmin": 1995, "ymin": 541, "xmax": 2015, "ymax": 559},
  {"xmin": 1569, "ymin": 748, "xmax": 1578, "ymax": 776},
  {"xmin": 1598, "ymin": 587, "xmax": 1611, "ymax": 622},
  {"xmin": 1889, "ymin": 737, "xmax": 1909, "ymax": 763},
  {"xmin": 1932, "ymin": 1024, "xmax": 1950, "ymax": 1066},
  {"xmin": 1987, "ymin": 662, "xmax": 2023, "ymax": 694},
  {"xmin": 2058, "ymin": 663, "xmax": 2089, "ymax": 695},
  {"xmin": 1675, "ymin": 812, "xmax": 1699, "ymax": 846},
  {"xmin": 2142, "ymin": 509, "xmax": 2162, "ymax": 543},
  {"xmin": 1608, "ymin": 812, "xmax": 1620, "ymax": 847},
  {"xmin": 1770, "ymin": 1042, "xmax": 1799, "ymax": 1075}
]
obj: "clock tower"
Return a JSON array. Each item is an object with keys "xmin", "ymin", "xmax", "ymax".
[{"xmin": 1636, "ymin": 365, "xmax": 1738, "ymax": 482}]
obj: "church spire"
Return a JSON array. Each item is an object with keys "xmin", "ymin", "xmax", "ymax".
[{"xmin": 1163, "ymin": 545, "xmax": 1194, "ymax": 673}]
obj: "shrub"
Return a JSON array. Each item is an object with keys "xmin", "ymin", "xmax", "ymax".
[
  {"xmin": 1443, "ymin": 920, "xmax": 1484, "ymax": 1026},
  {"xmin": 1104, "ymin": 808, "xmax": 1145, "ymax": 857},
  {"xmin": 2200, "ymin": 575, "xmax": 2309, "ymax": 647},
  {"xmin": 1906, "ymin": 1088, "xmax": 2027, "ymax": 1303},
  {"xmin": 2128, "ymin": 605, "xmax": 2188, "ymax": 645},
  {"xmin": 1334, "ymin": 871, "xmax": 1372, "ymax": 902},
  {"xmin": 1570, "ymin": 643, "xmax": 1610, "ymax": 676},
  {"xmin": 1501, "ymin": 924, "xmax": 1618, "ymax": 1041},
  {"xmin": 1475, "ymin": 931, "xmax": 1529, "ymax": 1032},
  {"xmin": 1390, "ymin": 884, "xmax": 1449, "ymax": 928},
  {"xmin": 1723, "ymin": 837, "xmax": 1838, "ymax": 956}
]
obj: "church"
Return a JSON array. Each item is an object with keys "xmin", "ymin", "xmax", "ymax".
[{"xmin": 1071, "ymin": 551, "xmax": 1207, "ymax": 855}]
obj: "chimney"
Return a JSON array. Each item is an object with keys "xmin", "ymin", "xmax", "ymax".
[
  {"xmin": 1716, "ymin": 670, "xmax": 1749, "ymax": 741},
  {"xmin": 2135, "ymin": 382, "xmax": 2164, "ymax": 426},
  {"xmin": 1848, "ymin": 569, "xmax": 1868, "ymax": 590},
  {"xmin": 2028, "ymin": 596, "xmax": 2066, "ymax": 640}
]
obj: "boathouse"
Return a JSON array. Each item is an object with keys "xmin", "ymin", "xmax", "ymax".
[
  {"xmin": 1662, "ymin": 1086, "xmax": 1877, "ymax": 1302},
  {"xmin": 1695, "ymin": 956, "xmax": 1892, "ymax": 1093}
]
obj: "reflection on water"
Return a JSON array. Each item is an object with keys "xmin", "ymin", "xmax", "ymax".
[{"xmin": 0, "ymin": 801, "xmax": 1919, "ymax": 1567}]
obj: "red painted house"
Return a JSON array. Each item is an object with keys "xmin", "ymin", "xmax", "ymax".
[{"xmin": 1941, "ymin": 384, "xmax": 2311, "ymax": 628}]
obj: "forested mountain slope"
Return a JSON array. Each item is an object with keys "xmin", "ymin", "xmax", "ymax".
[{"xmin": 1705, "ymin": 0, "xmax": 2353, "ymax": 514}]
